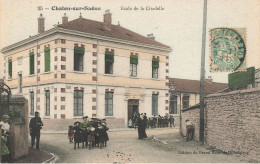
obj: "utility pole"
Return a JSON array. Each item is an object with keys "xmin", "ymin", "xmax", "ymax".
[{"xmin": 199, "ymin": 0, "xmax": 208, "ymax": 144}]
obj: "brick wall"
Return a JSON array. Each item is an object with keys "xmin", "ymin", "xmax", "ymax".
[
  {"xmin": 205, "ymin": 88, "xmax": 260, "ymax": 162},
  {"xmin": 181, "ymin": 104, "xmax": 200, "ymax": 141},
  {"xmin": 41, "ymin": 118, "xmax": 125, "ymax": 131}
]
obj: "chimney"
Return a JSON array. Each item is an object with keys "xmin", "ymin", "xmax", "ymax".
[
  {"xmin": 147, "ymin": 33, "xmax": 155, "ymax": 40},
  {"xmin": 104, "ymin": 10, "xmax": 112, "ymax": 25},
  {"xmin": 62, "ymin": 13, "xmax": 68, "ymax": 24},
  {"xmin": 38, "ymin": 14, "xmax": 45, "ymax": 33}
]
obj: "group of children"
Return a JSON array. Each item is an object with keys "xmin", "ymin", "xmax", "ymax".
[{"xmin": 68, "ymin": 116, "xmax": 109, "ymax": 150}]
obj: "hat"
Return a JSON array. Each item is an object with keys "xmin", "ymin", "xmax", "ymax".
[
  {"xmin": 186, "ymin": 119, "xmax": 189, "ymax": 122},
  {"xmin": 2, "ymin": 115, "xmax": 9, "ymax": 119},
  {"xmin": 74, "ymin": 121, "xmax": 81, "ymax": 125}
]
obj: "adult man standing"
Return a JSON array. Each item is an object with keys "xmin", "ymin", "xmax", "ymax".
[
  {"xmin": 29, "ymin": 112, "xmax": 43, "ymax": 149},
  {"xmin": 185, "ymin": 119, "xmax": 194, "ymax": 141}
]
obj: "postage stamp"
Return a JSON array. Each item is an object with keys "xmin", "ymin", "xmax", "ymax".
[{"xmin": 209, "ymin": 28, "xmax": 247, "ymax": 72}]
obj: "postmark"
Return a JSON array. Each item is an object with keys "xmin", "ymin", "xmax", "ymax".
[{"xmin": 210, "ymin": 28, "xmax": 246, "ymax": 72}]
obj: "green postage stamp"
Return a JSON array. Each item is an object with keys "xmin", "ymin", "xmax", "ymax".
[{"xmin": 210, "ymin": 28, "xmax": 246, "ymax": 72}]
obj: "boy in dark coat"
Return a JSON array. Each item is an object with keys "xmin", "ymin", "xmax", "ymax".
[
  {"xmin": 73, "ymin": 121, "xmax": 82, "ymax": 149},
  {"xmin": 96, "ymin": 123, "xmax": 106, "ymax": 149}
]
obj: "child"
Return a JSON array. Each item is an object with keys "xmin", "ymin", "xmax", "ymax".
[
  {"xmin": 96, "ymin": 122, "xmax": 106, "ymax": 149},
  {"xmin": 102, "ymin": 122, "xmax": 109, "ymax": 147},
  {"xmin": 2, "ymin": 129, "xmax": 10, "ymax": 162},
  {"xmin": 73, "ymin": 121, "xmax": 82, "ymax": 149},
  {"xmin": 80, "ymin": 116, "xmax": 88, "ymax": 148},
  {"xmin": 68, "ymin": 125, "xmax": 74, "ymax": 144},
  {"xmin": 86, "ymin": 125, "xmax": 96, "ymax": 150}
]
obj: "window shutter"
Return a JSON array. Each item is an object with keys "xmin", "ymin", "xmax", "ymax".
[
  {"xmin": 29, "ymin": 52, "xmax": 34, "ymax": 75},
  {"xmin": 74, "ymin": 47, "xmax": 85, "ymax": 55},
  {"xmin": 8, "ymin": 59, "xmax": 12, "ymax": 76},
  {"xmin": 44, "ymin": 48, "xmax": 51, "ymax": 72},
  {"xmin": 105, "ymin": 51, "xmax": 114, "ymax": 63},
  {"xmin": 152, "ymin": 58, "xmax": 159, "ymax": 68},
  {"xmin": 130, "ymin": 55, "xmax": 138, "ymax": 65}
]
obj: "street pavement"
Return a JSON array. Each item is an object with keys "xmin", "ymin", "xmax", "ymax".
[{"xmin": 40, "ymin": 128, "xmax": 248, "ymax": 163}]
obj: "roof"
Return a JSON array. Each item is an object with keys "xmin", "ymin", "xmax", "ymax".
[
  {"xmin": 169, "ymin": 78, "xmax": 228, "ymax": 94},
  {"xmin": 1, "ymin": 16, "xmax": 171, "ymax": 53},
  {"xmin": 57, "ymin": 17, "xmax": 170, "ymax": 49}
]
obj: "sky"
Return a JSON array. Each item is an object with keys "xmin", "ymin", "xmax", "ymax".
[{"xmin": 0, "ymin": 0, "xmax": 259, "ymax": 83}]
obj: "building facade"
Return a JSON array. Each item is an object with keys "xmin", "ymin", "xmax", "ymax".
[
  {"xmin": 168, "ymin": 78, "xmax": 227, "ymax": 125},
  {"xmin": 1, "ymin": 11, "xmax": 171, "ymax": 129}
]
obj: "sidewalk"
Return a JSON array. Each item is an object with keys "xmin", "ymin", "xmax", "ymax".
[
  {"xmin": 152, "ymin": 132, "xmax": 249, "ymax": 163},
  {"xmin": 10, "ymin": 147, "xmax": 54, "ymax": 163}
]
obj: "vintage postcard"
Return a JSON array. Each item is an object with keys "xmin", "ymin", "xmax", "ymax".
[{"xmin": 0, "ymin": 0, "xmax": 259, "ymax": 163}]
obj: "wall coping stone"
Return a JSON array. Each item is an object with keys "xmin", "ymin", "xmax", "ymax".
[
  {"xmin": 182, "ymin": 103, "xmax": 200, "ymax": 112},
  {"xmin": 206, "ymin": 87, "xmax": 260, "ymax": 98}
]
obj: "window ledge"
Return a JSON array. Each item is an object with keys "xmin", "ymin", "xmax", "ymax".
[
  {"xmin": 42, "ymin": 71, "xmax": 52, "ymax": 75},
  {"xmin": 7, "ymin": 79, "xmax": 12, "ymax": 81},
  {"xmin": 104, "ymin": 116, "xmax": 115, "ymax": 119},
  {"xmin": 103, "ymin": 74, "xmax": 115, "ymax": 77},
  {"xmin": 73, "ymin": 116, "xmax": 84, "ymax": 119},
  {"xmin": 129, "ymin": 76, "xmax": 139, "ymax": 79},
  {"xmin": 72, "ymin": 71, "xmax": 86, "ymax": 74},
  {"xmin": 28, "ymin": 74, "xmax": 35, "ymax": 77},
  {"xmin": 43, "ymin": 116, "xmax": 51, "ymax": 119}
]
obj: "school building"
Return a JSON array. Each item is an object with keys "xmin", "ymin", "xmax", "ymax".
[{"xmin": 1, "ymin": 11, "xmax": 171, "ymax": 129}]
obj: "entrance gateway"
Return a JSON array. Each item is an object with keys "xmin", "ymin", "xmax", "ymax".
[{"xmin": 127, "ymin": 99, "xmax": 139, "ymax": 126}]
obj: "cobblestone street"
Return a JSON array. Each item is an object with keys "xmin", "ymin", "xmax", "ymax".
[{"xmin": 40, "ymin": 128, "xmax": 248, "ymax": 163}]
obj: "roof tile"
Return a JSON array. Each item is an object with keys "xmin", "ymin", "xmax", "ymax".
[
  {"xmin": 169, "ymin": 78, "xmax": 228, "ymax": 94},
  {"xmin": 57, "ymin": 17, "xmax": 170, "ymax": 49}
]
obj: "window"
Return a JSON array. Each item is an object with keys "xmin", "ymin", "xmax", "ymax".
[
  {"xmin": 30, "ymin": 92, "xmax": 34, "ymax": 115},
  {"xmin": 8, "ymin": 59, "xmax": 12, "ymax": 79},
  {"xmin": 105, "ymin": 51, "xmax": 114, "ymax": 74},
  {"xmin": 182, "ymin": 95, "xmax": 190, "ymax": 109},
  {"xmin": 130, "ymin": 55, "xmax": 138, "ymax": 77},
  {"xmin": 29, "ymin": 52, "xmax": 34, "ymax": 75},
  {"xmin": 61, "ymin": 39, "xmax": 66, "ymax": 44},
  {"xmin": 74, "ymin": 47, "xmax": 84, "ymax": 71},
  {"xmin": 170, "ymin": 95, "xmax": 178, "ymax": 114},
  {"xmin": 105, "ymin": 92, "xmax": 113, "ymax": 116},
  {"xmin": 74, "ymin": 90, "xmax": 83, "ymax": 116},
  {"xmin": 152, "ymin": 67, "xmax": 158, "ymax": 78},
  {"xmin": 130, "ymin": 64, "xmax": 137, "ymax": 76},
  {"xmin": 152, "ymin": 94, "xmax": 158, "ymax": 115},
  {"xmin": 152, "ymin": 58, "xmax": 159, "ymax": 79},
  {"xmin": 44, "ymin": 48, "xmax": 51, "ymax": 72},
  {"xmin": 105, "ymin": 61, "xmax": 113, "ymax": 74},
  {"xmin": 45, "ymin": 90, "xmax": 50, "ymax": 116}
]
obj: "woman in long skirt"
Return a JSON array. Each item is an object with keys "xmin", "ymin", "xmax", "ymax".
[{"xmin": 137, "ymin": 114, "xmax": 147, "ymax": 139}]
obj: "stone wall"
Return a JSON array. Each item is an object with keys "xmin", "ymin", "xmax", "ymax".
[
  {"xmin": 181, "ymin": 104, "xmax": 200, "ymax": 141},
  {"xmin": 8, "ymin": 95, "xmax": 29, "ymax": 159},
  {"xmin": 205, "ymin": 88, "xmax": 260, "ymax": 162},
  {"xmin": 180, "ymin": 87, "xmax": 260, "ymax": 162}
]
